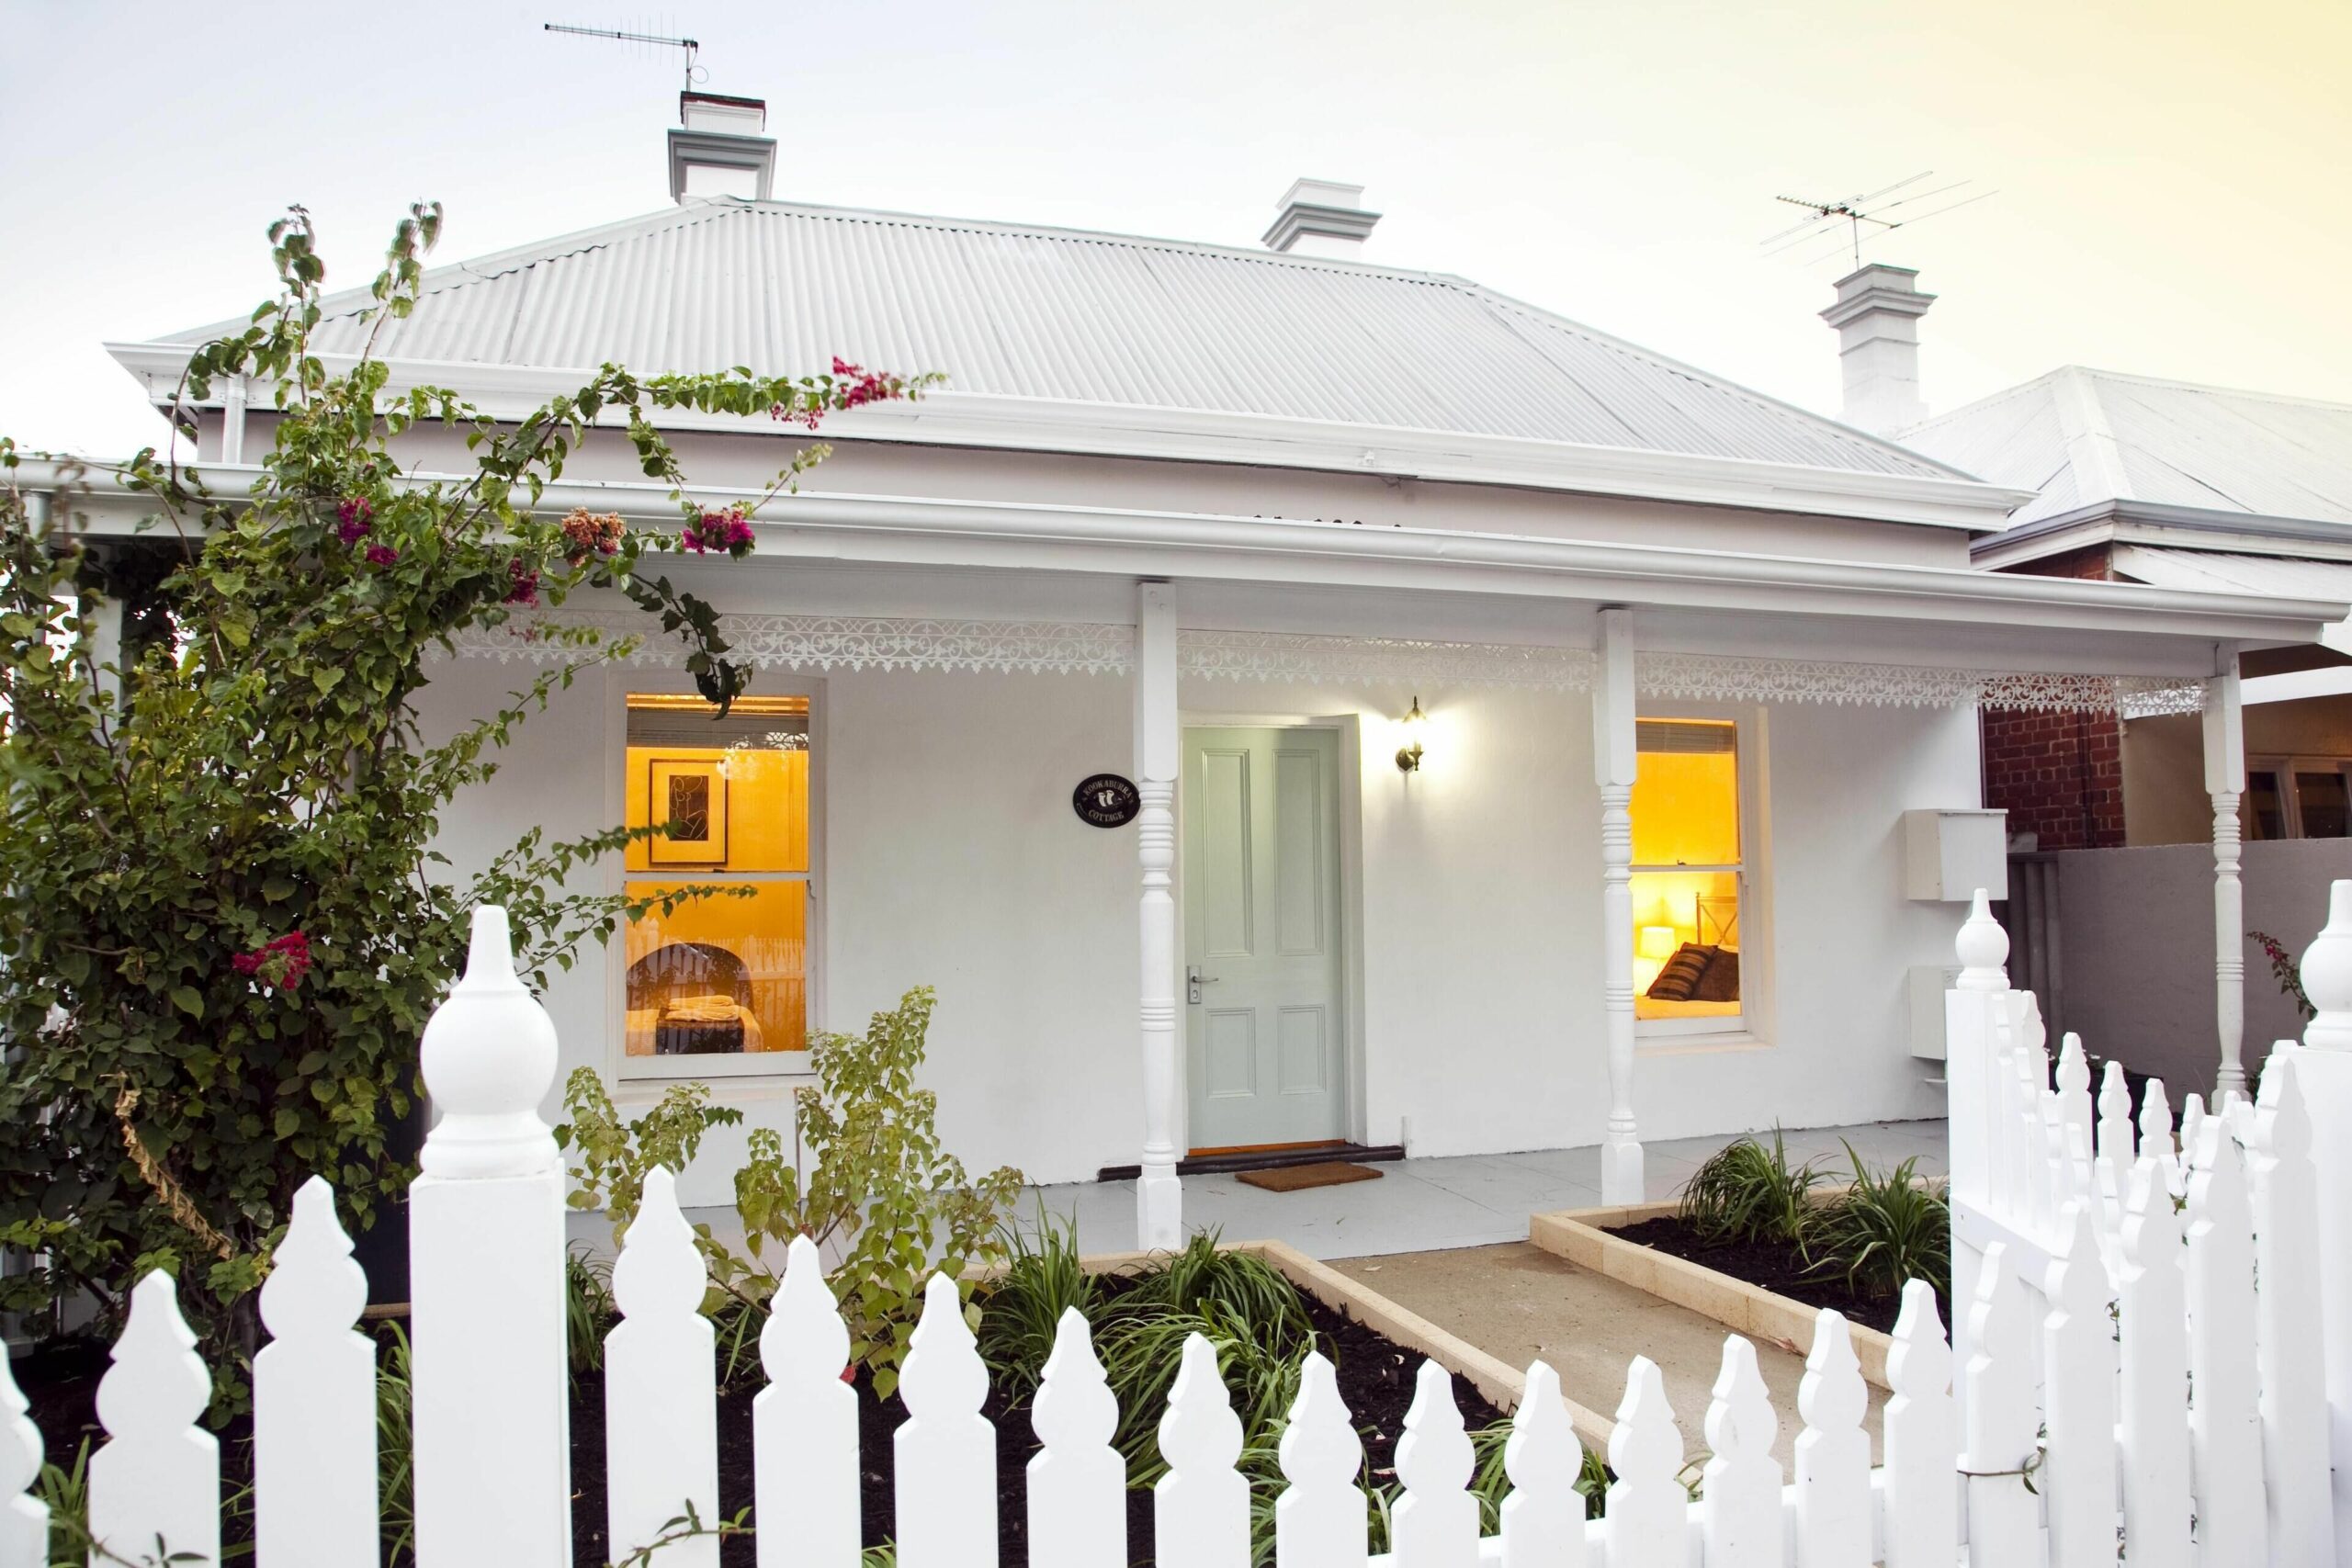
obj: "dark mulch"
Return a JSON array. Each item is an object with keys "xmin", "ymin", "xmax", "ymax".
[
  {"xmin": 19, "ymin": 1285, "xmax": 1505, "ymax": 1568},
  {"xmin": 1608, "ymin": 1214, "xmax": 1931, "ymax": 1337}
]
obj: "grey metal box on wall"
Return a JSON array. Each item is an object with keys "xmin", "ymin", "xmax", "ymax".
[{"xmin": 1901, "ymin": 808, "xmax": 2008, "ymax": 901}]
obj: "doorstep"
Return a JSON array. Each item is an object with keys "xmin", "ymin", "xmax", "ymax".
[
  {"xmin": 1527, "ymin": 1201, "xmax": 1895, "ymax": 1391},
  {"xmin": 1095, "ymin": 1142, "xmax": 1407, "ymax": 1180}
]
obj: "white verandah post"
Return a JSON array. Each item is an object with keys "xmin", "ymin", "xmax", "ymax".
[
  {"xmin": 1134, "ymin": 581, "xmax": 1184, "ymax": 1250},
  {"xmin": 2205, "ymin": 658, "xmax": 2248, "ymax": 1100},
  {"xmin": 1595, "ymin": 607, "xmax": 1644, "ymax": 1203}
]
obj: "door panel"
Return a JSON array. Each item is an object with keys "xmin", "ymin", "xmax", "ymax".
[{"xmin": 1183, "ymin": 727, "xmax": 1346, "ymax": 1150}]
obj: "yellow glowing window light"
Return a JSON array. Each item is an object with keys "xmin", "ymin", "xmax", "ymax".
[
  {"xmin": 623, "ymin": 694, "xmax": 811, "ymax": 1056},
  {"xmin": 1630, "ymin": 718, "xmax": 1741, "ymax": 1021}
]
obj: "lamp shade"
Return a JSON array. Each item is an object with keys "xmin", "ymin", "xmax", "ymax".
[{"xmin": 1637, "ymin": 924, "xmax": 1679, "ymax": 961}]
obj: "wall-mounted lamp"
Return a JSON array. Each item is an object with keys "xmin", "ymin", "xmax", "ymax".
[
  {"xmin": 1395, "ymin": 695, "xmax": 1427, "ymax": 773},
  {"xmin": 1637, "ymin": 925, "xmax": 1679, "ymax": 961}
]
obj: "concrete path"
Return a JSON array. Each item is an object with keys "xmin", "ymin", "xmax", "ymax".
[
  {"xmin": 1326, "ymin": 1241, "xmax": 1887, "ymax": 1466},
  {"xmin": 1017, "ymin": 1118, "xmax": 1946, "ymax": 1261}
]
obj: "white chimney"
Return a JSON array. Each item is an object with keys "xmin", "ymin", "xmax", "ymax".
[
  {"xmin": 668, "ymin": 91, "xmax": 775, "ymax": 204},
  {"xmin": 1262, "ymin": 178, "xmax": 1381, "ymax": 261},
  {"xmin": 1819, "ymin": 263, "xmax": 1937, "ymax": 436}
]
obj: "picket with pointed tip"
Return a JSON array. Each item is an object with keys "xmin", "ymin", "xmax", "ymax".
[
  {"xmin": 1602, "ymin": 1358, "xmax": 1682, "ymax": 1568},
  {"xmin": 2120, "ymin": 1156, "xmax": 2193, "ymax": 1568},
  {"xmin": 756, "ymin": 1235, "xmax": 857, "ymax": 1568},
  {"xmin": 1699, "ymin": 1337, "xmax": 1780, "ymax": 1565},
  {"xmin": 91, "ymin": 1270, "xmax": 220, "ymax": 1568},
  {"xmin": 2041, "ymin": 1202, "xmax": 2117, "ymax": 1568},
  {"xmin": 1792, "ymin": 1313, "xmax": 1869, "ymax": 1567},
  {"xmin": 2055, "ymin": 1032, "xmax": 2093, "ymax": 1145},
  {"xmin": 1276, "ymin": 1352, "xmax": 1366, "ymax": 1568},
  {"xmin": 2141, "ymin": 1078, "xmax": 2183, "ymax": 1200},
  {"xmin": 896, "ymin": 1272, "xmax": 998, "ymax": 1568},
  {"xmin": 1029, "ymin": 1307, "xmax": 1125, "ymax": 1568},
  {"xmin": 1959, "ymin": 1244, "xmax": 2037, "ymax": 1562},
  {"xmin": 254, "ymin": 1174, "xmax": 376, "ymax": 1568},
  {"xmin": 1498, "ymin": 1361, "xmax": 1588, "ymax": 1568},
  {"xmin": 1157, "ymin": 1332, "xmax": 1249, "ymax": 1568},
  {"xmin": 605, "ymin": 1167, "xmax": 718, "ymax": 1568},
  {"xmin": 1879, "ymin": 1281, "xmax": 1953, "ymax": 1568},
  {"xmin": 2250, "ymin": 1054, "xmax": 2337, "ymax": 1568},
  {"xmin": 2187, "ymin": 1118, "xmax": 2268, "ymax": 1567},
  {"xmin": 2096, "ymin": 1058, "xmax": 2135, "ymax": 1206},
  {"xmin": 0, "ymin": 1332, "xmax": 47, "ymax": 1568},
  {"xmin": 2179, "ymin": 1092, "xmax": 2208, "ymax": 1180},
  {"xmin": 1392, "ymin": 1359, "xmax": 1478, "ymax": 1568}
]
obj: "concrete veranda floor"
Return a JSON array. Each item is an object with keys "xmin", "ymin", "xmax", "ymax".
[
  {"xmin": 581, "ymin": 1117, "xmax": 1948, "ymax": 1262},
  {"xmin": 1018, "ymin": 1117, "xmax": 1948, "ymax": 1260}
]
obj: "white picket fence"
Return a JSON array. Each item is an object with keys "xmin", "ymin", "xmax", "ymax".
[
  {"xmin": 26, "ymin": 896, "xmax": 2352, "ymax": 1566},
  {"xmin": 1946, "ymin": 886, "xmax": 2342, "ymax": 1568}
]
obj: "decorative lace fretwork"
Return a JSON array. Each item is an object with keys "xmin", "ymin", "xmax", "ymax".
[
  {"xmin": 441, "ymin": 611, "xmax": 2204, "ymax": 716},
  {"xmin": 440, "ymin": 612, "xmax": 1136, "ymax": 677},
  {"xmin": 1634, "ymin": 650, "xmax": 2204, "ymax": 716},
  {"xmin": 1177, "ymin": 629, "xmax": 1595, "ymax": 690}
]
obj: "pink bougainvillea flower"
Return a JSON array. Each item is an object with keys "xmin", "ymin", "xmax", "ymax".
[
  {"xmin": 364, "ymin": 544, "xmax": 400, "ymax": 568},
  {"xmin": 335, "ymin": 496, "xmax": 375, "ymax": 544},
  {"xmin": 503, "ymin": 558, "xmax": 540, "ymax": 606},
  {"xmin": 681, "ymin": 504, "xmax": 756, "ymax": 557},
  {"xmin": 232, "ymin": 931, "xmax": 313, "ymax": 991}
]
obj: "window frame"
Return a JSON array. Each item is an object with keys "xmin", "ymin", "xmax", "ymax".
[
  {"xmin": 606, "ymin": 671, "xmax": 827, "ymax": 1081},
  {"xmin": 1630, "ymin": 705, "xmax": 1768, "ymax": 1046},
  {"xmin": 2245, "ymin": 755, "xmax": 2352, "ymax": 842}
]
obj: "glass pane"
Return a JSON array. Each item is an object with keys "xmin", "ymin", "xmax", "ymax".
[
  {"xmin": 1633, "ymin": 870, "xmax": 1740, "ymax": 1021},
  {"xmin": 1632, "ymin": 720, "xmax": 1739, "ymax": 866},
  {"xmin": 626, "ymin": 694, "xmax": 809, "ymax": 872},
  {"xmin": 2299, "ymin": 771, "xmax": 2351, "ymax": 839},
  {"xmin": 624, "ymin": 880, "xmax": 808, "ymax": 1055},
  {"xmin": 2245, "ymin": 770, "xmax": 2286, "ymax": 841}
]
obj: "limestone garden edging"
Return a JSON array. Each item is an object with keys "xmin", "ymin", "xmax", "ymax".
[{"xmin": 1527, "ymin": 1201, "xmax": 1897, "ymax": 1393}]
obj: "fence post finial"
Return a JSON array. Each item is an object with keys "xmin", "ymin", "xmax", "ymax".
[
  {"xmin": 2304, "ymin": 880, "xmax": 2352, "ymax": 1052},
  {"xmin": 1956, "ymin": 888, "xmax": 2009, "ymax": 991},
  {"xmin": 419, "ymin": 905, "xmax": 560, "ymax": 1179}
]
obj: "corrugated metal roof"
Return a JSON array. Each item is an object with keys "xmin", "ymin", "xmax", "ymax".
[
  {"xmin": 2110, "ymin": 547, "xmax": 2352, "ymax": 653},
  {"xmin": 162, "ymin": 198, "xmax": 1946, "ymax": 479},
  {"xmin": 1903, "ymin": 367, "xmax": 2352, "ymax": 527}
]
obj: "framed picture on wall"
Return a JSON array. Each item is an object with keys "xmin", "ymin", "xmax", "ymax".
[{"xmin": 647, "ymin": 757, "xmax": 729, "ymax": 864}]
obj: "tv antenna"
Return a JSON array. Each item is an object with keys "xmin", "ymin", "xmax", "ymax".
[
  {"xmin": 1759, "ymin": 172, "xmax": 1996, "ymax": 269},
  {"xmin": 543, "ymin": 22, "xmax": 706, "ymax": 91}
]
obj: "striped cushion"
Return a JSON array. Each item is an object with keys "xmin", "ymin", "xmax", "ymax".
[{"xmin": 1645, "ymin": 943, "xmax": 1714, "ymax": 1001}]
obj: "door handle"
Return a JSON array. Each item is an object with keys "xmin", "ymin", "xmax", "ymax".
[{"xmin": 1187, "ymin": 965, "xmax": 1220, "ymax": 1005}]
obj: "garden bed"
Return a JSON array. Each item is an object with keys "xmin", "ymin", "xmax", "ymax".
[{"xmin": 17, "ymin": 1238, "xmax": 1528, "ymax": 1568}]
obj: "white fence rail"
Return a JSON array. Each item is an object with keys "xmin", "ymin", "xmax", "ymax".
[{"xmin": 31, "ymin": 894, "xmax": 2352, "ymax": 1566}]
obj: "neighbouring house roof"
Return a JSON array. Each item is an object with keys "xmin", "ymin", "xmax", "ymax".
[
  {"xmin": 1902, "ymin": 366, "xmax": 2352, "ymax": 531},
  {"xmin": 149, "ymin": 197, "xmax": 1954, "ymax": 484}
]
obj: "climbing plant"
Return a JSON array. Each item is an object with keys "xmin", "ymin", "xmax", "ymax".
[{"xmin": 0, "ymin": 201, "xmax": 937, "ymax": 1406}]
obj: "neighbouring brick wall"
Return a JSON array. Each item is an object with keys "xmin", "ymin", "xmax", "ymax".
[
  {"xmin": 1981, "ymin": 707, "xmax": 2126, "ymax": 850},
  {"xmin": 1980, "ymin": 542, "xmax": 2126, "ymax": 850}
]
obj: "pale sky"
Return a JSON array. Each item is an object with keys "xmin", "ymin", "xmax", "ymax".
[{"xmin": 5, "ymin": 0, "xmax": 2347, "ymax": 459}]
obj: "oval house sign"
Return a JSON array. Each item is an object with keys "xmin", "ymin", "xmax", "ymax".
[{"xmin": 1072, "ymin": 773, "xmax": 1141, "ymax": 829}]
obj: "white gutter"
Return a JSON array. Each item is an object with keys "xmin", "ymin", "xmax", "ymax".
[
  {"xmin": 19, "ymin": 457, "xmax": 2337, "ymax": 648},
  {"xmin": 103, "ymin": 342, "xmax": 2036, "ymax": 534}
]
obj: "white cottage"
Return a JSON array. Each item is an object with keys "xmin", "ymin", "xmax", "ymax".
[{"xmin": 83, "ymin": 96, "xmax": 2337, "ymax": 1246}]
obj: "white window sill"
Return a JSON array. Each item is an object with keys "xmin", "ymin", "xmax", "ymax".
[
  {"xmin": 617, "ymin": 1050, "xmax": 816, "ymax": 1083},
  {"xmin": 1635, "ymin": 1030, "xmax": 1770, "ymax": 1058}
]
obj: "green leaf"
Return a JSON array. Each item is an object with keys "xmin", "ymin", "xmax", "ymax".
[{"xmin": 170, "ymin": 986, "xmax": 205, "ymax": 1019}]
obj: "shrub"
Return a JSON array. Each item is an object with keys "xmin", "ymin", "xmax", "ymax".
[
  {"xmin": 1678, "ymin": 1127, "xmax": 1819, "ymax": 1247},
  {"xmin": 560, "ymin": 987, "xmax": 1023, "ymax": 1398},
  {"xmin": 976, "ymin": 1208, "xmax": 1099, "ymax": 1397},
  {"xmin": 1804, "ymin": 1144, "xmax": 1951, "ymax": 1303}
]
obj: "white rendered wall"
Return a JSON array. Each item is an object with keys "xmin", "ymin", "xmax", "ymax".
[{"xmin": 413, "ymin": 656, "xmax": 1973, "ymax": 1200}]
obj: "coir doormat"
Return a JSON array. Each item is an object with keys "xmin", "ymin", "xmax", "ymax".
[{"xmin": 1235, "ymin": 1161, "xmax": 1385, "ymax": 1193}]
